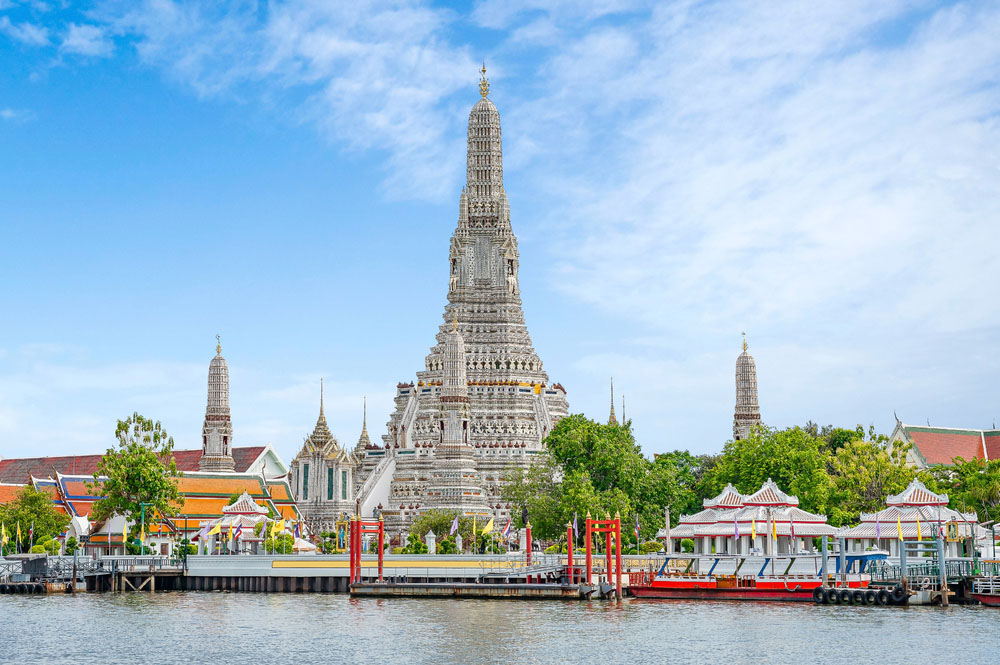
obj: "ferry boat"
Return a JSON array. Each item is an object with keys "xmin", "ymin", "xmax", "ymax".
[{"xmin": 627, "ymin": 553, "xmax": 881, "ymax": 602}]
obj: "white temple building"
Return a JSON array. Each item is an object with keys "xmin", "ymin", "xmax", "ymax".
[
  {"xmin": 836, "ymin": 479, "xmax": 983, "ymax": 557},
  {"xmin": 667, "ymin": 480, "xmax": 836, "ymax": 555}
]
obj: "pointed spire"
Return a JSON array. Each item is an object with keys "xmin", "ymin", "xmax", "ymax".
[
  {"xmin": 355, "ymin": 396, "xmax": 372, "ymax": 452},
  {"xmin": 319, "ymin": 377, "xmax": 325, "ymax": 418},
  {"xmin": 479, "ymin": 63, "xmax": 490, "ymax": 98},
  {"xmin": 216, "ymin": 333, "xmax": 222, "ymax": 355},
  {"xmin": 608, "ymin": 377, "xmax": 618, "ymax": 425},
  {"xmin": 741, "ymin": 331, "xmax": 747, "ymax": 353},
  {"xmin": 310, "ymin": 379, "xmax": 332, "ymax": 445},
  {"xmin": 622, "ymin": 394, "xmax": 626, "ymax": 423}
]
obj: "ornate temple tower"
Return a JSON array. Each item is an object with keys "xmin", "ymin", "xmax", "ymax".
[
  {"xmin": 290, "ymin": 380, "xmax": 358, "ymax": 533},
  {"xmin": 199, "ymin": 336, "xmax": 235, "ymax": 472},
  {"xmin": 733, "ymin": 333, "xmax": 762, "ymax": 441},
  {"xmin": 608, "ymin": 378, "xmax": 618, "ymax": 425},
  {"xmin": 369, "ymin": 68, "xmax": 570, "ymax": 534}
]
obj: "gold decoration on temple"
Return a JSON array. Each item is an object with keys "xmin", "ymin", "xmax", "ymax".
[
  {"xmin": 216, "ymin": 333, "xmax": 221, "ymax": 355},
  {"xmin": 741, "ymin": 331, "xmax": 748, "ymax": 352},
  {"xmin": 479, "ymin": 63, "xmax": 490, "ymax": 98}
]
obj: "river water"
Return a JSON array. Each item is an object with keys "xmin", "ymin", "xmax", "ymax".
[{"xmin": 1, "ymin": 593, "xmax": 997, "ymax": 664}]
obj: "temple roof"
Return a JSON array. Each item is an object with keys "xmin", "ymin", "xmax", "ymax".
[
  {"xmin": 897, "ymin": 423, "xmax": 996, "ymax": 466},
  {"xmin": 743, "ymin": 478, "xmax": 798, "ymax": 507},
  {"xmin": 223, "ymin": 491, "xmax": 268, "ymax": 515},
  {"xmin": 0, "ymin": 446, "xmax": 267, "ymax": 485},
  {"xmin": 703, "ymin": 483, "xmax": 744, "ymax": 509},
  {"xmin": 886, "ymin": 478, "xmax": 948, "ymax": 506}
]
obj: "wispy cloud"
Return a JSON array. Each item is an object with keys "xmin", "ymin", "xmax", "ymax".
[
  {"xmin": 60, "ymin": 22, "xmax": 113, "ymax": 57},
  {"xmin": 0, "ymin": 14, "xmax": 49, "ymax": 45},
  {"xmin": 0, "ymin": 106, "xmax": 34, "ymax": 122}
]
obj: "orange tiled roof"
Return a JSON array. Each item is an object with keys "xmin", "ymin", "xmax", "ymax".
[
  {"xmin": 0, "ymin": 484, "xmax": 25, "ymax": 505},
  {"xmin": 905, "ymin": 426, "xmax": 987, "ymax": 466},
  {"xmin": 176, "ymin": 475, "xmax": 267, "ymax": 497},
  {"xmin": 266, "ymin": 481, "xmax": 292, "ymax": 502}
]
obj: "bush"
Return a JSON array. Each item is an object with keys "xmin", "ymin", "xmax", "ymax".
[
  {"xmin": 264, "ymin": 533, "xmax": 294, "ymax": 554},
  {"xmin": 391, "ymin": 546, "xmax": 406, "ymax": 554},
  {"xmin": 30, "ymin": 544, "xmax": 46, "ymax": 554},
  {"xmin": 680, "ymin": 538, "xmax": 694, "ymax": 553},
  {"xmin": 64, "ymin": 537, "xmax": 79, "ymax": 555},
  {"xmin": 544, "ymin": 544, "xmax": 559, "ymax": 554},
  {"xmin": 31, "ymin": 539, "xmax": 61, "ymax": 555},
  {"xmin": 437, "ymin": 537, "xmax": 458, "ymax": 554},
  {"xmin": 641, "ymin": 541, "xmax": 663, "ymax": 554}
]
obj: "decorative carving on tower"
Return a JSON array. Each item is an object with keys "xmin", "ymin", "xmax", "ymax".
[
  {"xmin": 733, "ymin": 333, "xmax": 762, "ymax": 441},
  {"xmin": 200, "ymin": 335, "xmax": 235, "ymax": 472}
]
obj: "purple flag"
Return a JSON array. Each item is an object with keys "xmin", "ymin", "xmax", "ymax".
[
  {"xmin": 450, "ymin": 516, "xmax": 459, "ymax": 536},
  {"xmin": 573, "ymin": 513, "xmax": 578, "ymax": 538},
  {"xmin": 734, "ymin": 514, "xmax": 740, "ymax": 540},
  {"xmin": 635, "ymin": 514, "xmax": 640, "ymax": 540}
]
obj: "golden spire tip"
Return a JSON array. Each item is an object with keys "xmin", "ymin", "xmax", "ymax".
[
  {"xmin": 479, "ymin": 63, "xmax": 490, "ymax": 98},
  {"xmin": 216, "ymin": 333, "xmax": 221, "ymax": 355}
]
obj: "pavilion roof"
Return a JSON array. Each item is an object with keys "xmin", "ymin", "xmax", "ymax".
[
  {"xmin": 703, "ymin": 484, "xmax": 744, "ymax": 509},
  {"xmin": 886, "ymin": 479, "xmax": 948, "ymax": 506},
  {"xmin": 900, "ymin": 424, "xmax": 994, "ymax": 466},
  {"xmin": 223, "ymin": 491, "xmax": 268, "ymax": 515},
  {"xmin": 743, "ymin": 479, "xmax": 799, "ymax": 507}
]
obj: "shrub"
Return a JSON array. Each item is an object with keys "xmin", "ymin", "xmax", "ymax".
[
  {"xmin": 30, "ymin": 545, "xmax": 46, "ymax": 554},
  {"xmin": 680, "ymin": 538, "xmax": 694, "ymax": 553},
  {"xmin": 544, "ymin": 544, "xmax": 559, "ymax": 554},
  {"xmin": 64, "ymin": 536, "xmax": 79, "ymax": 555},
  {"xmin": 391, "ymin": 546, "xmax": 406, "ymax": 554},
  {"xmin": 641, "ymin": 541, "xmax": 663, "ymax": 554},
  {"xmin": 437, "ymin": 537, "xmax": 458, "ymax": 554}
]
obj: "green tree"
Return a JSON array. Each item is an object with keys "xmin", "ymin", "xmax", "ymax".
[
  {"xmin": 436, "ymin": 537, "xmax": 458, "ymax": 554},
  {"xmin": 0, "ymin": 486, "xmax": 70, "ymax": 549},
  {"xmin": 265, "ymin": 532, "xmax": 294, "ymax": 554},
  {"xmin": 706, "ymin": 425, "xmax": 832, "ymax": 514},
  {"xmin": 937, "ymin": 457, "xmax": 1000, "ymax": 524},
  {"xmin": 64, "ymin": 536, "xmax": 79, "ymax": 555},
  {"xmin": 89, "ymin": 413, "xmax": 184, "ymax": 526},
  {"xmin": 829, "ymin": 436, "xmax": 914, "ymax": 526}
]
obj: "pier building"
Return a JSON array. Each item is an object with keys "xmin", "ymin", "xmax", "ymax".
[
  {"xmin": 349, "ymin": 68, "xmax": 569, "ymax": 535},
  {"xmin": 836, "ymin": 478, "xmax": 982, "ymax": 557},
  {"xmin": 667, "ymin": 480, "xmax": 835, "ymax": 555}
]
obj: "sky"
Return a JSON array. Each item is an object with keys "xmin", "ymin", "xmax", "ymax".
[{"xmin": 1, "ymin": 0, "xmax": 998, "ymax": 466}]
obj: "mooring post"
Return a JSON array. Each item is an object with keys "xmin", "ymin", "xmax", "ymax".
[
  {"xmin": 526, "ymin": 522, "xmax": 532, "ymax": 569},
  {"xmin": 566, "ymin": 523, "xmax": 574, "ymax": 585},
  {"xmin": 378, "ymin": 516, "xmax": 384, "ymax": 583},
  {"xmin": 605, "ymin": 523, "xmax": 612, "ymax": 585},
  {"xmin": 348, "ymin": 517, "xmax": 356, "ymax": 586},
  {"xmin": 821, "ymin": 535, "xmax": 828, "ymax": 586},
  {"xmin": 937, "ymin": 536, "xmax": 948, "ymax": 607},
  {"xmin": 838, "ymin": 538, "xmax": 847, "ymax": 587},
  {"xmin": 585, "ymin": 513, "xmax": 592, "ymax": 586},
  {"xmin": 614, "ymin": 514, "xmax": 622, "ymax": 601}
]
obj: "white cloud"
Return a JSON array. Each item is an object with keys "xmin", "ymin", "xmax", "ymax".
[
  {"xmin": 61, "ymin": 22, "xmax": 113, "ymax": 57},
  {"xmin": 0, "ymin": 107, "xmax": 34, "ymax": 122},
  {"xmin": 0, "ymin": 14, "xmax": 49, "ymax": 45}
]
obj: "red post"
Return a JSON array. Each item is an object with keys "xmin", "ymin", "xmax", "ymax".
[
  {"xmin": 526, "ymin": 522, "xmax": 533, "ymax": 568},
  {"xmin": 605, "ymin": 528, "xmax": 612, "ymax": 583},
  {"xmin": 567, "ymin": 523, "xmax": 574, "ymax": 584},
  {"xmin": 354, "ymin": 518, "xmax": 361, "ymax": 583},
  {"xmin": 614, "ymin": 517, "xmax": 622, "ymax": 601},
  {"xmin": 377, "ymin": 517, "xmax": 384, "ymax": 583},
  {"xmin": 348, "ymin": 517, "xmax": 356, "ymax": 585},
  {"xmin": 585, "ymin": 514, "xmax": 592, "ymax": 586}
]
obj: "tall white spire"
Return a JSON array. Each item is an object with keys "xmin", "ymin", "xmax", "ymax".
[
  {"xmin": 608, "ymin": 377, "xmax": 617, "ymax": 425},
  {"xmin": 200, "ymin": 335, "xmax": 235, "ymax": 472}
]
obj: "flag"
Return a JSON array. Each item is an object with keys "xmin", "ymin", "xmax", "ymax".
[
  {"xmin": 634, "ymin": 514, "xmax": 641, "ymax": 546},
  {"xmin": 482, "ymin": 518, "xmax": 494, "ymax": 534},
  {"xmin": 502, "ymin": 518, "xmax": 512, "ymax": 540},
  {"xmin": 751, "ymin": 520, "xmax": 756, "ymax": 540},
  {"xmin": 917, "ymin": 517, "xmax": 922, "ymax": 540},
  {"xmin": 450, "ymin": 516, "xmax": 459, "ymax": 536},
  {"xmin": 734, "ymin": 515, "xmax": 740, "ymax": 540},
  {"xmin": 208, "ymin": 522, "xmax": 221, "ymax": 536},
  {"xmin": 294, "ymin": 521, "xmax": 301, "ymax": 539},
  {"xmin": 473, "ymin": 516, "xmax": 477, "ymax": 538},
  {"xmin": 234, "ymin": 524, "xmax": 243, "ymax": 540},
  {"xmin": 772, "ymin": 519, "xmax": 777, "ymax": 542},
  {"xmin": 228, "ymin": 521, "xmax": 234, "ymax": 541},
  {"xmin": 896, "ymin": 514, "xmax": 903, "ymax": 541},
  {"xmin": 139, "ymin": 524, "xmax": 145, "ymax": 544},
  {"xmin": 16, "ymin": 522, "xmax": 22, "ymax": 544},
  {"xmin": 123, "ymin": 521, "xmax": 128, "ymax": 546},
  {"xmin": 1, "ymin": 523, "xmax": 6, "ymax": 545},
  {"xmin": 29, "ymin": 521, "xmax": 34, "ymax": 546},
  {"xmin": 573, "ymin": 513, "xmax": 578, "ymax": 539}
]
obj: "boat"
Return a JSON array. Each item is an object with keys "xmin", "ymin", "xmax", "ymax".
[{"xmin": 971, "ymin": 578, "xmax": 1000, "ymax": 607}]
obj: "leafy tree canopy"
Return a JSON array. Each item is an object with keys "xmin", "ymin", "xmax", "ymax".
[
  {"xmin": 89, "ymin": 413, "xmax": 184, "ymax": 524},
  {"xmin": 0, "ymin": 485, "xmax": 70, "ymax": 547}
]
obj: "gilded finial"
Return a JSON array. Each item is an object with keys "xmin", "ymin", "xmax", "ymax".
[
  {"xmin": 741, "ymin": 331, "xmax": 747, "ymax": 353},
  {"xmin": 479, "ymin": 63, "xmax": 490, "ymax": 98},
  {"xmin": 216, "ymin": 334, "xmax": 221, "ymax": 355}
]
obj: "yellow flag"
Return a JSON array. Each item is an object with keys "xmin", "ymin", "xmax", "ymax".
[
  {"xmin": 123, "ymin": 521, "xmax": 128, "ymax": 545},
  {"xmin": 896, "ymin": 515, "xmax": 903, "ymax": 541},
  {"xmin": 228, "ymin": 521, "xmax": 234, "ymax": 541},
  {"xmin": 751, "ymin": 520, "xmax": 756, "ymax": 539},
  {"xmin": 272, "ymin": 518, "xmax": 285, "ymax": 536},
  {"xmin": 482, "ymin": 518, "xmax": 494, "ymax": 534},
  {"xmin": 772, "ymin": 520, "xmax": 777, "ymax": 541},
  {"xmin": 208, "ymin": 522, "xmax": 221, "ymax": 536},
  {"xmin": 140, "ymin": 524, "xmax": 145, "ymax": 544},
  {"xmin": 916, "ymin": 518, "xmax": 922, "ymax": 540},
  {"xmin": 1, "ymin": 522, "xmax": 7, "ymax": 545},
  {"xmin": 17, "ymin": 522, "xmax": 22, "ymax": 543},
  {"xmin": 473, "ymin": 516, "xmax": 477, "ymax": 537}
]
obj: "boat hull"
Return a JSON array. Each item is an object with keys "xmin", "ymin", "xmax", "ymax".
[
  {"xmin": 629, "ymin": 585, "xmax": 815, "ymax": 601},
  {"xmin": 972, "ymin": 593, "xmax": 1000, "ymax": 607}
]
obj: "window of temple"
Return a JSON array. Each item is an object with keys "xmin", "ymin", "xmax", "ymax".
[
  {"xmin": 327, "ymin": 468, "xmax": 333, "ymax": 501},
  {"xmin": 303, "ymin": 463, "xmax": 309, "ymax": 501},
  {"xmin": 341, "ymin": 470, "xmax": 348, "ymax": 501}
]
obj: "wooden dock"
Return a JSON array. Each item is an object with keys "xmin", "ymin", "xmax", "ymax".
[{"xmin": 350, "ymin": 582, "xmax": 584, "ymax": 599}]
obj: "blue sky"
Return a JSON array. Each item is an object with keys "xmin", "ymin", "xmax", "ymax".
[{"xmin": 2, "ymin": 0, "xmax": 998, "ymax": 465}]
